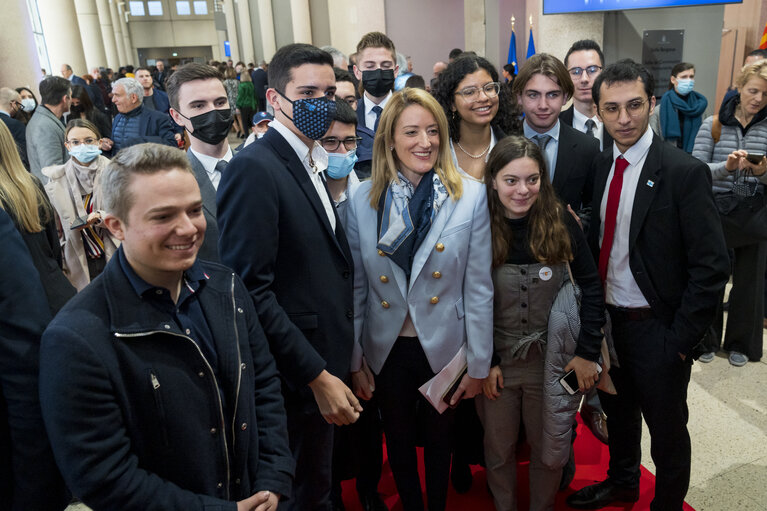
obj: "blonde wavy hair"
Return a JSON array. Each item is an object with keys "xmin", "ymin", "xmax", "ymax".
[
  {"xmin": 736, "ymin": 59, "xmax": 767, "ymax": 88},
  {"xmin": 368, "ymin": 87, "xmax": 462, "ymax": 209},
  {"xmin": 0, "ymin": 122, "xmax": 50, "ymax": 232}
]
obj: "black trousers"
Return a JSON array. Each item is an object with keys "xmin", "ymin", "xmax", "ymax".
[
  {"xmin": 331, "ymin": 393, "xmax": 383, "ymax": 499},
  {"xmin": 376, "ymin": 337, "xmax": 454, "ymax": 511},
  {"xmin": 708, "ymin": 241, "xmax": 766, "ymax": 360},
  {"xmin": 598, "ymin": 312, "xmax": 692, "ymax": 511},
  {"xmin": 284, "ymin": 397, "xmax": 335, "ymax": 511}
]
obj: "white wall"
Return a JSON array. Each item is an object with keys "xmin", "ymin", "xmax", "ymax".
[{"xmin": 384, "ymin": 0, "xmax": 464, "ymax": 79}]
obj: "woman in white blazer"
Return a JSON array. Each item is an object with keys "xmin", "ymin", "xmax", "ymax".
[{"xmin": 346, "ymin": 87, "xmax": 493, "ymax": 511}]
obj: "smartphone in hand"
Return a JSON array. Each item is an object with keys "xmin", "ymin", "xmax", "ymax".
[
  {"xmin": 70, "ymin": 215, "xmax": 89, "ymax": 230},
  {"xmin": 560, "ymin": 364, "xmax": 603, "ymax": 395}
]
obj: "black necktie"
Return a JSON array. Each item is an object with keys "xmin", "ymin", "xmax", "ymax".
[
  {"xmin": 215, "ymin": 159, "xmax": 228, "ymax": 173},
  {"xmin": 585, "ymin": 119, "xmax": 597, "ymax": 138},
  {"xmin": 372, "ymin": 105, "xmax": 383, "ymax": 131}
]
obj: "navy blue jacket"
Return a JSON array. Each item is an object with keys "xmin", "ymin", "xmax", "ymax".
[
  {"xmin": 217, "ymin": 128, "xmax": 354, "ymax": 405},
  {"xmin": 0, "ymin": 209, "xmax": 69, "ymax": 511},
  {"xmin": 111, "ymin": 104, "xmax": 177, "ymax": 151},
  {"xmin": 39, "ymin": 252, "xmax": 294, "ymax": 510}
]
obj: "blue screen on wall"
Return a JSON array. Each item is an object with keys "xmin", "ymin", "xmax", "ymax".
[{"xmin": 543, "ymin": 0, "xmax": 741, "ymax": 15}]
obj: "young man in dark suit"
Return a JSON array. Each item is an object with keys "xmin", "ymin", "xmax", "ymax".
[
  {"xmin": 352, "ymin": 32, "xmax": 398, "ymax": 179},
  {"xmin": 568, "ymin": 60, "xmax": 729, "ymax": 510},
  {"xmin": 217, "ymin": 43, "xmax": 362, "ymax": 511},
  {"xmin": 168, "ymin": 63, "xmax": 235, "ymax": 263},
  {"xmin": 513, "ymin": 53, "xmax": 599, "ymax": 220},
  {"xmin": 560, "ymin": 40, "xmax": 614, "ymax": 152}
]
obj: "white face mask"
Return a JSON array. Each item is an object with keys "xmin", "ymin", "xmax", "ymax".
[{"xmin": 20, "ymin": 98, "xmax": 36, "ymax": 111}]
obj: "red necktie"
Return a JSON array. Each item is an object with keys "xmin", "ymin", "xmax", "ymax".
[{"xmin": 598, "ymin": 156, "xmax": 629, "ymax": 283}]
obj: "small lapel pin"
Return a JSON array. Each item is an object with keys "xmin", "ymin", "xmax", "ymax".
[{"xmin": 646, "ymin": 180, "xmax": 655, "ymax": 188}]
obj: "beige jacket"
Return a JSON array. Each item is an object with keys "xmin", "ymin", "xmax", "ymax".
[{"xmin": 42, "ymin": 156, "xmax": 119, "ymax": 291}]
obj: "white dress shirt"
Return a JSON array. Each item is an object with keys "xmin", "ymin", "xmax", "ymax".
[
  {"xmin": 270, "ymin": 119, "xmax": 336, "ymax": 232},
  {"xmin": 599, "ymin": 126, "xmax": 654, "ymax": 307},
  {"xmin": 363, "ymin": 91, "xmax": 392, "ymax": 131},
  {"xmin": 572, "ymin": 107, "xmax": 604, "ymax": 151},
  {"xmin": 188, "ymin": 146, "xmax": 233, "ymax": 191},
  {"xmin": 523, "ymin": 119, "xmax": 560, "ymax": 180}
]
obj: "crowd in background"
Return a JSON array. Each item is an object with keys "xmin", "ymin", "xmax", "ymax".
[{"xmin": 1, "ymin": 26, "xmax": 765, "ymax": 511}]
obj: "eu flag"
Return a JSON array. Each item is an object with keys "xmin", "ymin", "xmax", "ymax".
[
  {"xmin": 507, "ymin": 28, "xmax": 518, "ymax": 74},
  {"xmin": 526, "ymin": 28, "xmax": 536, "ymax": 59}
]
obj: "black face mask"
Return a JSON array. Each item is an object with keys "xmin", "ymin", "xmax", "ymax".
[
  {"xmin": 178, "ymin": 108, "xmax": 233, "ymax": 145},
  {"xmin": 69, "ymin": 104, "xmax": 85, "ymax": 118},
  {"xmin": 361, "ymin": 69, "xmax": 395, "ymax": 97}
]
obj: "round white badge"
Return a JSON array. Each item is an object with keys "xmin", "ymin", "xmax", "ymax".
[{"xmin": 539, "ymin": 266, "xmax": 553, "ymax": 281}]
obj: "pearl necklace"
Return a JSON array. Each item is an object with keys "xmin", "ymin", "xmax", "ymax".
[{"xmin": 456, "ymin": 140, "xmax": 491, "ymax": 159}]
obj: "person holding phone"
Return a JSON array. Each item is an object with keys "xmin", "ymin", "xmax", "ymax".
[
  {"xmin": 692, "ymin": 59, "xmax": 767, "ymax": 367},
  {"xmin": 43, "ymin": 119, "xmax": 119, "ymax": 291},
  {"xmin": 477, "ymin": 135, "xmax": 604, "ymax": 511}
]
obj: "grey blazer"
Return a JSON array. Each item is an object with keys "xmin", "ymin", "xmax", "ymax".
[
  {"xmin": 346, "ymin": 177, "xmax": 494, "ymax": 379},
  {"xmin": 187, "ymin": 151, "xmax": 220, "ymax": 263},
  {"xmin": 26, "ymin": 106, "xmax": 68, "ymax": 183}
]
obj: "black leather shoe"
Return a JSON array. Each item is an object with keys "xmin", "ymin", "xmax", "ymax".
[
  {"xmin": 358, "ymin": 492, "xmax": 388, "ymax": 511},
  {"xmin": 566, "ymin": 480, "xmax": 639, "ymax": 509},
  {"xmin": 580, "ymin": 401, "xmax": 609, "ymax": 445}
]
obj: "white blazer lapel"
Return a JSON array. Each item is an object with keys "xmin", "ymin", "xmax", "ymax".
[{"xmin": 408, "ymin": 197, "xmax": 458, "ymax": 291}]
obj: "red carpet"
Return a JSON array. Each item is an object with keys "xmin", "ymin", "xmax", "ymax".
[{"xmin": 340, "ymin": 417, "xmax": 695, "ymax": 510}]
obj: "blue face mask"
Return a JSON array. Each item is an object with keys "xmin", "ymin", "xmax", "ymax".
[
  {"xmin": 326, "ymin": 150, "xmax": 358, "ymax": 180},
  {"xmin": 69, "ymin": 144, "xmax": 102, "ymax": 163},
  {"xmin": 676, "ymin": 78, "xmax": 694, "ymax": 95},
  {"xmin": 276, "ymin": 90, "xmax": 336, "ymax": 140}
]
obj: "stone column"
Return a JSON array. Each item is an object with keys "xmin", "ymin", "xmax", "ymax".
[
  {"xmin": 0, "ymin": 0, "xmax": 43, "ymax": 92},
  {"xmin": 37, "ymin": 0, "xmax": 88, "ymax": 74},
  {"xmin": 236, "ymin": 0, "xmax": 255, "ymax": 63},
  {"xmin": 74, "ymin": 0, "xmax": 108, "ymax": 71},
  {"xmin": 116, "ymin": 2, "xmax": 137, "ymax": 65},
  {"xmin": 222, "ymin": 0, "xmax": 241, "ymax": 61},
  {"xmin": 109, "ymin": 0, "xmax": 127, "ymax": 65},
  {"xmin": 256, "ymin": 0, "xmax": 276, "ymax": 61},
  {"xmin": 289, "ymin": 0, "xmax": 312, "ymax": 44},
  {"xmin": 464, "ymin": 0, "xmax": 485, "ymax": 55},
  {"xmin": 95, "ymin": 0, "xmax": 119, "ymax": 69},
  {"xmin": 326, "ymin": 0, "xmax": 385, "ymax": 56}
]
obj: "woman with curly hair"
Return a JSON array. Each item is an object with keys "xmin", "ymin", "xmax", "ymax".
[{"xmin": 434, "ymin": 54, "xmax": 522, "ymax": 181}]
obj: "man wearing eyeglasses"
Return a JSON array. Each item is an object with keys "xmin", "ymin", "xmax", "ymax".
[
  {"xmin": 513, "ymin": 53, "xmax": 600, "ymax": 224},
  {"xmin": 561, "ymin": 40, "xmax": 613, "ymax": 152},
  {"xmin": 568, "ymin": 60, "xmax": 729, "ymax": 511}
]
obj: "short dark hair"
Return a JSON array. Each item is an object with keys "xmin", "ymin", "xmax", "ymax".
[
  {"xmin": 166, "ymin": 63, "xmax": 224, "ymax": 110},
  {"xmin": 748, "ymin": 49, "xmax": 767, "ymax": 60},
  {"xmin": 268, "ymin": 43, "xmax": 333, "ymax": 94},
  {"xmin": 135, "ymin": 66, "xmax": 151, "ymax": 75},
  {"xmin": 564, "ymin": 39, "xmax": 605, "ymax": 68},
  {"xmin": 669, "ymin": 62, "xmax": 695, "ymax": 89},
  {"xmin": 449, "ymin": 48, "xmax": 463, "ymax": 60},
  {"xmin": 332, "ymin": 97, "xmax": 357, "ymax": 126},
  {"xmin": 334, "ymin": 67, "xmax": 354, "ymax": 84},
  {"xmin": 405, "ymin": 75, "xmax": 426, "ymax": 89},
  {"xmin": 39, "ymin": 76, "xmax": 71, "ymax": 106},
  {"xmin": 502, "ymin": 63, "xmax": 516, "ymax": 76},
  {"xmin": 592, "ymin": 59, "xmax": 655, "ymax": 106}
]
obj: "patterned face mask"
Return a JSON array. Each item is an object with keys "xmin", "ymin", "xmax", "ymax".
[{"xmin": 276, "ymin": 90, "xmax": 336, "ymax": 140}]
